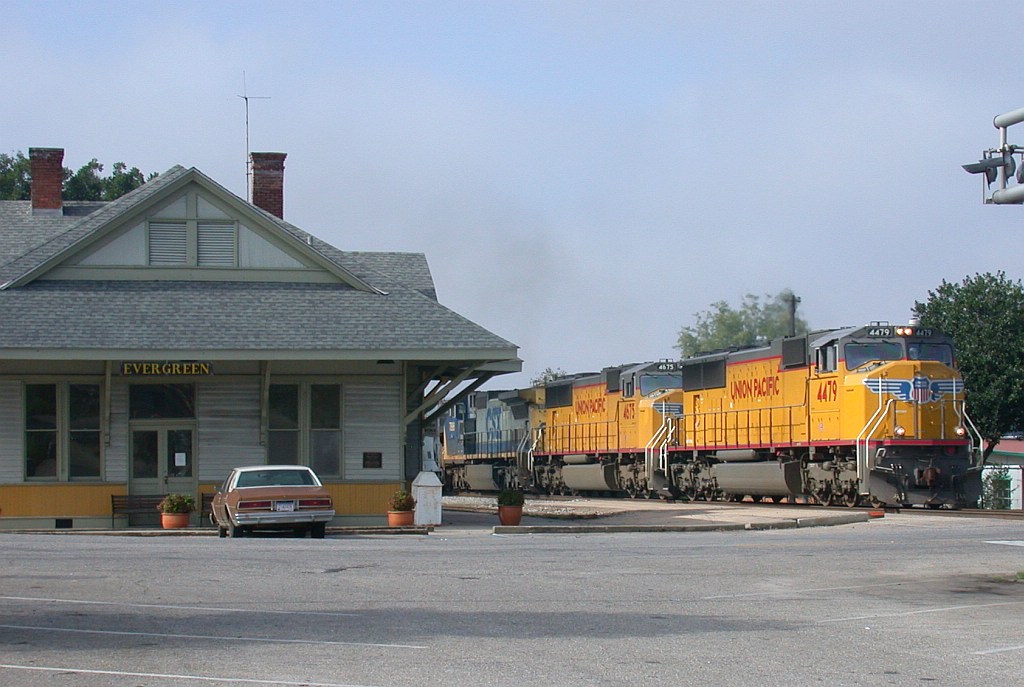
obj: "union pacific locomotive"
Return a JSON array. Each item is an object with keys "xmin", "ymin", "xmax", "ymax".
[{"xmin": 441, "ymin": 322, "xmax": 984, "ymax": 508}]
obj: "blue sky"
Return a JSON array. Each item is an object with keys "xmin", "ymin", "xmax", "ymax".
[{"xmin": 5, "ymin": 1, "xmax": 1022, "ymax": 387}]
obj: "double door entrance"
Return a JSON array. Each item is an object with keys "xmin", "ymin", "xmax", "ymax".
[{"xmin": 130, "ymin": 424, "xmax": 196, "ymax": 525}]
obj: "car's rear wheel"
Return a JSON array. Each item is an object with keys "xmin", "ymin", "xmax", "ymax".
[
  {"xmin": 292, "ymin": 527, "xmax": 307, "ymax": 538},
  {"xmin": 228, "ymin": 521, "xmax": 244, "ymax": 538},
  {"xmin": 311, "ymin": 522, "xmax": 326, "ymax": 539}
]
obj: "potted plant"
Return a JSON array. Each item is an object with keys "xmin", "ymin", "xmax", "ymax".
[
  {"xmin": 387, "ymin": 489, "xmax": 416, "ymax": 527},
  {"xmin": 156, "ymin": 493, "xmax": 195, "ymax": 529},
  {"xmin": 497, "ymin": 488, "xmax": 525, "ymax": 526}
]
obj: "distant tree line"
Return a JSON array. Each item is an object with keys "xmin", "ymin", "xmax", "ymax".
[
  {"xmin": 0, "ymin": 150, "xmax": 154, "ymax": 201},
  {"xmin": 675, "ymin": 289, "xmax": 807, "ymax": 357}
]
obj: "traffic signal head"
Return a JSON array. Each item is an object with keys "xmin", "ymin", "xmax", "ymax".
[{"xmin": 962, "ymin": 156, "xmax": 1008, "ymax": 185}]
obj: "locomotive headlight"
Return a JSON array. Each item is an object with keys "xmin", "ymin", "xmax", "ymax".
[
  {"xmin": 894, "ymin": 425, "xmax": 907, "ymax": 437},
  {"xmin": 896, "ymin": 326, "xmax": 914, "ymax": 336},
  {"xmin": 955, "ymin": 425, "xmax": 967, "ymax": 437}
]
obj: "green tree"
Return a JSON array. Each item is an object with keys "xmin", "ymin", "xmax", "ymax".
[
  {"xmin": 913, "ymin": 272, "xmax": 1024, "ymax": 459},
  {"xmin": 0, "ymin": 152, "xmax": 31, "ymax": 200},
  {"xmin": 104, "ymin": 162, "xmax": 148, "ymax": 200},
  {"xmin": 63, "ymin": 158, "xmax": 106, "ymax": 201},
  {"xmin": 980, "ymin": 466, "xmax": 1014, "ymax": 510},
  {"xmin": 530, "ymin": 367, "xmax": 567, "ymax": 386},
  {"xmin": 675, "ymin": 289, "xmax": 808, "ymax": 357},
  {"xmin": 0, "ymin": 150, "xmax": 152, "ymax": 202}
]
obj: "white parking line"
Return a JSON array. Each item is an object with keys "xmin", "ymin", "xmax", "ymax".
[
  {"xmin": 986, "ymin": 540, "xmax": 1024, "ymax": 547},
  {"xmin": 819, "ymin": 600, "xmax": 1024, "ymax": 624},
  {"xmin": 702, "ymin": 581, "xmax": 907, "ymax": 600},
  {"xmin": 0, "ymin": 663, "xmax": 380, "ymax": 687},
  {"xmin": 0, "ymin": 623, "xmax": 427, "ymax": 650},
  {"xmin": 974, "ymin": 644, "xmax": 1024, "ymax": 655},
  {"xmin": 0, "ymin": 595, "xmax": 360, "ymax": 617}
]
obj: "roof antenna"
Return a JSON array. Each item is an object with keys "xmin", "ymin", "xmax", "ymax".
[{"xmin": 237, "ymin": 72, "xmax": 271, "ymax": 201}]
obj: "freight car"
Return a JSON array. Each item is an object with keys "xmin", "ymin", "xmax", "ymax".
[{"xmin": 441, "ymin": 322, "xmax": 984, "ymax": 508}]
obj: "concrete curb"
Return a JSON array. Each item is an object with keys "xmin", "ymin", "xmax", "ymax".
[
  {"xmin": 5, "ymin": 512, "xmax": 870, "ymax": 537},
  {"xmin": 3, "ymin": 525, "xmax": 433, "ymax": 536},
  {"xmin": 493, "ymin": 512, "xmax": 870, "ymax": 535}
]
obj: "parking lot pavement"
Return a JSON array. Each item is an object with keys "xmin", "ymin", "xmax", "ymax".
[{"xmin": 2, "ymin": 507, "xmax": 1022, "ymax": 687}]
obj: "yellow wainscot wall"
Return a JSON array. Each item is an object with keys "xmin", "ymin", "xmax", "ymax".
[
  {"xmin": 0, "ymin": 481, "xmax": 407, "ymax": 529},
  {"xmin": 0, "ymin": 483, "xmax": 123, "ymax": 518}
]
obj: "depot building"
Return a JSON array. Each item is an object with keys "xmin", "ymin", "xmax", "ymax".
[{"xmin": 0, "ymin": 148, "xmax": 520, "ymax": 528}]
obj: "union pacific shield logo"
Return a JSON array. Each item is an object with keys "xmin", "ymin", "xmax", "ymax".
[
  {"xmin": 863, "ymin": 376, "xmax": 964, "ymax": 403},
  {"xmin": 911, "ymin": 376, "xmax": 931, "ymax": 403}
]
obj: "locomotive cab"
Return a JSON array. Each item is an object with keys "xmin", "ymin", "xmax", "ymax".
[{"xmin": 811, "ymin": 323, "xmax": 982, "ymax": 507}]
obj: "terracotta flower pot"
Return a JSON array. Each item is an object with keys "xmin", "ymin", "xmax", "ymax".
[
  {"xmin": 387, "ymin": 510, "xmax": 415, "ymax": 527},
  {"xmin": 160, "ymin": 512, "xmax": 190, "ymax": 529},
  {"xmin": 498, "ymin": 505, "xmax": 523, "ymax": 526}
]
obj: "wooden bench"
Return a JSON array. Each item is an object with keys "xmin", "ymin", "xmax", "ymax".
[
  {"xmin": 110, "ymin": 494, "xmax": 164, "ymax": 527},
  {"xmin": 200, "ymin": 492, "xmax": 215, "ymax": 525},
  {"xmin": 111, "ymin": 492, "xmax": 217, "ymax": 528}
]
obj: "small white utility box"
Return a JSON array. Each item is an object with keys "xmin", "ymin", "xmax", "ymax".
[{"xmin": 412, "ymin": 470, "xmax": 443, "ymax": 526}]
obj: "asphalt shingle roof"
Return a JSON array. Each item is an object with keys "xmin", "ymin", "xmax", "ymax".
[
  {"xmin": 0, "ymin": 280, "xmax": 512, "ymax": 353},
  {"xmin": 0, "ymin": 166, "xmax": 517, "ymax": 360}
]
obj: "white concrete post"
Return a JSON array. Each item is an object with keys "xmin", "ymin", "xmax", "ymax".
[{"xmin": 412, "ymin": 470, "xmax": 443, "ymax": 525}]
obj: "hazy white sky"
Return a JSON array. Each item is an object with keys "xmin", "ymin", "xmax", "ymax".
[{"xmin": 5, "ymin": 1, "xmax": 1022, "ymax": 387}]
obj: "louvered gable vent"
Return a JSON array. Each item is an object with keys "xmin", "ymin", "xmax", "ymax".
[
  {"xmin": 148, "ymin": 222, "xmax": 186, "ymax": 265},
  {"xmin": 198, "ymin": 224, "xmax": 236, "ymax": 266}
]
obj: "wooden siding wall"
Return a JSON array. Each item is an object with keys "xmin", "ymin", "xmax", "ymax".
[
  {"xmin": 0, "ymin": 382, "xmax": 23, "ymax": 483},
  {"xmin": 106, "ymin": 382, "xmax": 129, "ymax": 482},
  {"xmin": 196, "ymin": 380, "xmax": 262, "ymax": 482},
  {"xmin": 0, "ymin": 374, "xmax": 407, "ymax": 519},
  {"xmin": 344, "ymin": 381, "xmax": 402, "ymax": 481}
]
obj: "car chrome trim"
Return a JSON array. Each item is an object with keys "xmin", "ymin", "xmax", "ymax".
[{"xmin": 233, "ymin": 510, "xmax": 336, "ymax": 526}]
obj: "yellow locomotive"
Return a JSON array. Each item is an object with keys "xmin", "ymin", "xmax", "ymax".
[{"xmin": 443, "ymin": 322, "xmax": 984, "ymax": 508}]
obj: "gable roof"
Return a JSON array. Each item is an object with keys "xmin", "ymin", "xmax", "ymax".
[
  {"xmin": 0, "ymin": 166, "xmax": 381, "ymax": 293},
  {"xmin": 0, "ymin": 165, "xmax": 519, "ymax": 367}
]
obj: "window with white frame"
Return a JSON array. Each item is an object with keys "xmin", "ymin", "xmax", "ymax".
[
  {"xmin": 268, "ymin": 383, "xmax": 342, "ymax": 477},
  {"xmin": 25, "ymin": 383, "xmax": 102, "ymax": 480}
]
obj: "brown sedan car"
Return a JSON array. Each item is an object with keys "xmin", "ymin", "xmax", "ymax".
[{"xmin": 210, "ymin": 465, "xmax": 335, "ymax": 538}]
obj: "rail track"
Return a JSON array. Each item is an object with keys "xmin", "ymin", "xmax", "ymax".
[{"xmin": 453, "ymin": 491, "xmax": 1024, "ymax": 519}]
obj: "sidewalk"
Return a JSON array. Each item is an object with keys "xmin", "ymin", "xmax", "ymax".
[
  {"xmin": 442, "ymin": 495, "xmax": 874, "ymax": 534},
  {"xmin": 3, "ymin": 497, "xmax": 875, "ymax": 536}
]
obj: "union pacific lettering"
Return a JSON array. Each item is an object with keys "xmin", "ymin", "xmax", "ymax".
[
  {"xmin": 730, "ymin": 375, "xmax": 780, "ymax": 400},
  {"xmin": 575, "ymin": 397, "xmax": 607, "ymax": 415}
]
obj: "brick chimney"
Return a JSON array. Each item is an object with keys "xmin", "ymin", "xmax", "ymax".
[
  {"xmin": 250, "ymin": 152, "xmax": 286, "ymax": 219},
  {"xmin": 29, "ymin": 147, "xmax": 64, "ymax": 215}
]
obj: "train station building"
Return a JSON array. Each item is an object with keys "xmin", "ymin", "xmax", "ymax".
[{"xmin": 0, "ymin": 147, "xmax": 519, "ymax": 528}]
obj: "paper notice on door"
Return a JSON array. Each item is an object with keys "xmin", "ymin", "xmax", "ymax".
[{"xmin": 174, "ymin": 452, "xmax": 187, "ymax": 467}]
